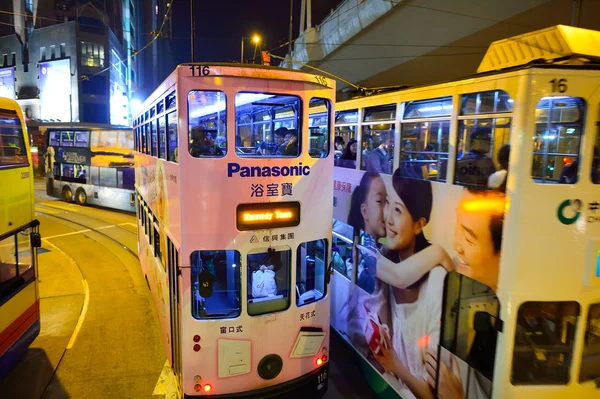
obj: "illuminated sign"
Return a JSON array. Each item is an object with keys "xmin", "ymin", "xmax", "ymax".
[
  {"xmin": 596, "ymin": 249, "xmax": 600, "ymax": 277},
  {"xmin": 39, "ymin": 59, "xmax": 71, "ymax": 122},
  {"xmin": 237, "ymin": 202, "xmax": 300, "ymax": 231},
  {"xmin": 0, "ymin": 68, "xmax": 15, "ymax": 99}
]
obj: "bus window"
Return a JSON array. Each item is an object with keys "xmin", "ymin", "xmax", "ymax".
[
  {"xmin": 99, "ymin": 167, "xmax": 117, "ymax": 188},
  {"xmin": 308, "ymin": 98, "xmax": 331, "ymax": 158},
  {"xmin": 0, "ymin": 113, "xmax": 28, "ymax": 167},
  {"xmin": 580, "ymin": 303, "xmax": 600, "ymax": 382},
  {"xmin": 151, "ymin": 120, "xmax": 158, "ymax": 157},
  {"xmin": 167, "ymin": 111, "xmax": 178, "ymax": 163},
  {"xmin": 296, "ymin": 239, "xmax": 327, "ymax": 306},
  {"xmin": 455, "ymin": 91, "xmax": 512, "ymax": 189},
  {"xmin": 332, "ymin": 219, "xmax": 353, "ymax": 281},
  {"xmin": 247, "ymin": 248, "xmax": 291, "ymax": 316},
  {"xmin": 158, "ymin": 116, "xmax": 167, "ymax": 160},
  {"xmin": 532, "ymin": 97, "xmax": 585, "ymax": 184},
  {"xmin": 49, "ymin": 131, "xmax": 60, "ymax": 146},
  {"xmin": 511, "ymin": 301, "xmax": 580, "ymax": 385},
  {"xmin": 437, "ymin": 272, "xmax": 499, "ymax": 399},
  {"xmin": 191, "ymin": 250, "xmax": 241, "ymax": 319},
  {"xmin": 235, "ymin": 92, "xmax": 301, "ymax": 157},
  {"xmin": 592, "ymin": 123, "xmax": 599, "ymax": 184},
  {"xmin": 61, "ymin": 131, "xmax": 74, "ymax": 147},
  {"xmin": 361, "ymin": 104, "xmax": 396, "ymax": 174},
  {"xmin": 90, "ymin": 166, "xmax": 99, "ymax": 185},
  {"xmin": 188, "ymin": 90, "xmax": 227, "ymax": 158}
]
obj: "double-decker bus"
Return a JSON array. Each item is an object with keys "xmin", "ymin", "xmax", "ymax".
[
  {"xmin": 325, "ymin": 25, "xmax": 600, "ymax": 399},
  {"xmin": 44, "ymin": 125, "xmax": 135, "ymax": 212},
  {"xmin": 133, "ymin": 64, "xmax": 335, "ymax": 397},
  {"xmin": 0, "ymin": 98, "xmax": 41, "ymax": 378}
]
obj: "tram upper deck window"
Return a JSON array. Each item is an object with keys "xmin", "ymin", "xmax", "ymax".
[
  {"xmin": 532, "ymin": 97, "xmax": 585, "ymax": 184},
  {"xmin": 400, "ymin": 97, "xmax": 452, "ymax": 181},
  {"xmin": 191, "ymin": 250, "xmax": 241, "ymax": 319},
  {"xmin": 455, "ymin": 91, "xmax": 513, "ymax": 189},
  {"xmin": 437, "ymin": 272, "xmax": 499, "ymax": 398},
  {"xmin": 150, "ymin": 120, "xmax": 158, "ymax": 157},
  {"xmin": 157, "ymin": 100, "xmax": 164, "ymax": 115},
  {"xmin": 158, "ymin": 116, "xmax": 167, "ymax": 159},
  {"xmin": 360, "ymin": 105, "xmax": 396, "ymax": 174},
  {"xmin": 296, "ymin": 239, "xmax": 327, "ymax": 306},
  {"xmin": 0, "ymin": 114, "xmax": 28, "ymax": 167},
  {"xmin": 511, "ymin": 301, "xmax": 579, "ymax": 385},
  {"xmin": 167, "ymin": 111, "xmax": 178, "ymax": 163},
  {"xmin": 166, "ymin": 91, "xmax": 176, "ymax": 110},
  {"xmin": 247, "ymin": 247, "xmax": 291, "ymax": 316},
  {"xmin": 591, "ymin": 122, "xmax": 599, "ymax": 184},
  {"xmin": 580, "ymin": 303, "xmax": 600, "ymax": 382},
  {"xmin": 332, "ymin": 219, "xmax": 354, "ymax": 281},
  {"xmin": 308, "ymin": 98, "xmax": 331, "ymax": 158},
  {"xmin": 235, "ymin": 92, "xmax": 301, "ymax": 158},
  {"xmin": 188, "ymin": 90, "xmax": 227, "ymax": 158}
]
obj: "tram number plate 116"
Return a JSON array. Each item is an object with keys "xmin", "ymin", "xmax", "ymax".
[{"xmin": 317, "ymin": 369, "xmax": 328, "ymax": 389}]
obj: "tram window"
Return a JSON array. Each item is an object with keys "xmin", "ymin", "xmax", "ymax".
[
  {"xmin": 399, "ymin": 120, "xmax": 450, "ymax": 181},
  {"xmin": 247, "ymin": 248, "xmax": 291, "ymax": 316},
  {"xmin": 61, "ymin": 131, "xmax": 74, "ymax": 147},
  {"xmin": 455, "ymin": 118, "xmax": 511, "ymax": 189},
  {"xmin": 167, "ymin": 111, "xmax": 178, "ymax": 163},
  {"xmin": 404, "ymin": 97, "xmax": 452, "ymax": 119},
  {"xmin": 235, "ymin": 92, "xmax": 301, "ymax": 157},
  {"xmin": 145, "ymin": 124, "xmax": 150, "ymax": 154},
  {"xmin": 296, "ymin": 239, "xmax": 327, "ymax": 306},
  {"xmin": 461, "ymin": 91, "xmax": 513, "ymax": 115},
  {"xmin": 49, "ymin": 131, "xmax": 60, "ymax": 146},
  {"xmin": 151, "ymin": 120, "xmax": 158, "ymax": 157},
  {"xmin": 0, "ymin": 114, "xmax": 28, "ymax": 167},
  {"xmin": 191, "ymin": 250, "xmax": 241, "ymax": 319},
  {"xmin": 158, "ymin": 116, "xmax": 167, "ymax": 160},
  {"xmin": 0, "ymin": 231, "xmax": 35, "ymax": 304},
  {"xmin": 188, "ymin": 90, "xmax": 227, "ymax": 158},
  {"xmin": 591, "ymin": 123, "xmax": 599, "ymax": 184},
  {"xmin": 438, "ymin": 272, "xmax": 499, "ymax": 398},
  {"xmin": 332, "ymin": 219, "xmax": 353, "ymax": 280},
  {"xmin": 335, "ymin": 109, "xmax": 358, "ymax": 125},
  {"xmin": 580, "ymin": 303, "xmax": 600, "ymax": 382},
  {"xmin": 166, "ymin": 91, "xmax": 176, "ymax": 110},
  {"xmin": 511, "ymin": 301, "xmax": 579, "ymax": 385},
  {"xmin": 157, "ymin": 100, "xmax": 164, "ymax": 115},
  {"xmin": 75, "ymin": 131, "xmax": 90, "ymax": 148},
  {"xmin": 308, "ymin": 98, "xmax": 331, "ymax": 158},
  {"xmin": 336, "ymin": 126, "xmax": 357, "ymax": 169},
  {"xmin": 360, "ymin": 124, "xmax": 394, "ymax": 174},
  {"xmin": 153, "ymin": 224, "xmax": 162, "ymax": 265},
  {"xmin": 532, "ymin": 97, "xmax": 585, "ymax": 184}
]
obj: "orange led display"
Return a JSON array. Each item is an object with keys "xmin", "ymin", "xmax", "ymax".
[{"xmin": 236, "ymin": 202, "xmax": 301, "ymax": 231}]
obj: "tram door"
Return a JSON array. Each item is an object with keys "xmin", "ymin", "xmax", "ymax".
[{"xmin": 167, "ymin": 240, "xmax": 182, "ymax": 386}]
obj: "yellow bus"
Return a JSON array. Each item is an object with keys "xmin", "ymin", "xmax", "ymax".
[{"xmin": 0, "ymin": 97, "xmax": 41, "ymax": 378}]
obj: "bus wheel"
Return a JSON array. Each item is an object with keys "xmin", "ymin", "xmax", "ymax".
[
  {"xmin": 76, "ymin": 189, "xmax": 87, "ymax": 205},
  {"xmin": 62, "ymin": 186, "xmax": 73, "ymax": 202}
]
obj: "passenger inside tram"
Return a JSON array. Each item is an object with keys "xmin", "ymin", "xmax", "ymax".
[
  {"xmin": 247, "ymin": 249, "xmax": 291, "ymax": 316},
  {"xmin": 455, "ymin": 127, "xmax": 496, "ymax": 188}
]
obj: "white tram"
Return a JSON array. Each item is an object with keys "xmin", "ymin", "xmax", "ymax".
[
  {"xmin": 133, "ymin": 64, "xmax": 335, "ymax": 397},
  {"xmin": 324, "ymin": 25, "xmax": 600, "ymax": 399}
]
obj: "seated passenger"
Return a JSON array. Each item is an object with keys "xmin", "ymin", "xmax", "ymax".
[
  {"xmin": 488, "ymin": 144, "xmax": 510, "ymax": 190},
  {"xmin": 334, "ymin": 136, "xmax": 345, "ymax": 158},
  {"xmin": 189, "ymin": 127, "xmax": 223, "ymax": 157},
  {"xmin": 272, "ymin": 127, "xmax": 288, "ymax": 155},
  {"xmin": 455, "ymin": 127, "xmax": 496, "ymax": 187},
  {"xmin": 281, "ymin": 129, "xmax": 299, "ymax": 156},
  {"xmin": 339, "ymin": 139, "xmax": 357, "ymax": 168}
]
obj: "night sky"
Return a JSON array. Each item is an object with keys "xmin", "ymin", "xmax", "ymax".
[{"xmin": 170, "ymin": 0, "xmax": 343, "ymax": 63}]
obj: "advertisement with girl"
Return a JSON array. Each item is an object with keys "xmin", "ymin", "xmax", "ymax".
[{"xmin": 331, "ymin": 167, "xmax": 506, "ymax": 399}]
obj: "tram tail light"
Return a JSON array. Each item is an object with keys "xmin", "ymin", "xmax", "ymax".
[
  {"xmin": 194, "ymin": 384, "xmax": 202, "ymax": 392},
  {"xmin": 316, "ymin": 357, "xmax": 323, "ymax": 366},
  {"xmin": 204, "ymin": 384, "xmax": 212, "ymax": 393}
]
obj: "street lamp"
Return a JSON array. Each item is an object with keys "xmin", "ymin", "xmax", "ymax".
[{"xmin": 241, "ymin": 35, "xmax": 261, "ymax": 63}]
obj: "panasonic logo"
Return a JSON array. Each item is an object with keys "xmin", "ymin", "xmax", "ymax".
[{"xmin": 228, "ymin": 163, "xmax": 311, "ymax": 177}]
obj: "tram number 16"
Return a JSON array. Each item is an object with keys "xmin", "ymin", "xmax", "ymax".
[
  {"xmin": 190, "ymin": 66, "xmax": 210, "ymax": 77},
  {"xmin": 549, "ymin": 78, "xmax": 567, "ymax": 93}
]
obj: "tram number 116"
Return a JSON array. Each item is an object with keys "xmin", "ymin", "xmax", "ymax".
[
  {"xmin": 190, "ymin": 66, "xmax": 210, "ymax": 76},
  {"xmin": 549, "ymin": 78, "xmax": 567, "ymax": 93}
]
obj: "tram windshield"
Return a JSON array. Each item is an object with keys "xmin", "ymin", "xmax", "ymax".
[
  {"xmin": 247, "ymin": 247, "xmax": 291, "ymax": 315},
  {"xmin": 0, "ymin": 114, "xmax": 27, "ymax": 167},
  {"xmin": 191, "ymin": 250, "xmax": 241, "ymax": 319},
  {"xmin": 235, "ymin": 92, "xmax": 301, "ymax": 157}
]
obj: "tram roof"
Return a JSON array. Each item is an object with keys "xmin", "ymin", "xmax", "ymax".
[{"xmin": 478, "ymin": 24, "xmax": 600, "ymax": 73}]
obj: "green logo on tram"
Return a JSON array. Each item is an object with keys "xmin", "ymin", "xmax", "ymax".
[{"xmin": 557, "ymin": 199, "xmax": 582, "ymax": 225}]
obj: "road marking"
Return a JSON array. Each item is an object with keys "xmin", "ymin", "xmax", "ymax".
[
  {"xmin": 37, "ymin": 201, "xmax": 81, "ymax": 212},
  {"xmin": 43, "ymin": 230, "xmax": 92, "ymax": 240},
  {"xmin": 67, "ymin": 279, "xmax": 90, "ymax": 349}
]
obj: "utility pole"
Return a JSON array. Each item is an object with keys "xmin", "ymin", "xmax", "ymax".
[
  {"xmin": 288, "ymin": 0, "xmax": 293, "ymax": 53},
  {"xmin": 190, "ymin": 0, "xmax": 195, "ymax": 62},
  {"xmin": 571, "ymin": 0, "xmax": 581, "ymax": 27}
]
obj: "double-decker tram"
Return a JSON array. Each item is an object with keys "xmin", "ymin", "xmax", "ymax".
[
  {"xmin": 44, "ymin": 125, "xmax": 135, "ymax": 212},
  {"xmin": 133, "ymin": 64, "xmax": 335, "ymax": 397},
  {"xmin": 323, "ymin": 25, "xmax": 600, "ymax": 399},
  {"xmin": 0, "ymin": 98, "xmax": 42, "ymax": 378}
]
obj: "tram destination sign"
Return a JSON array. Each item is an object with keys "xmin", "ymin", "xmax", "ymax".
[{"xmin": 237, "ymin": 202, "xmax": 300, "ymax": 231}]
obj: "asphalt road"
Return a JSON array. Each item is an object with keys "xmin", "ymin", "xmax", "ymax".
[{"xmin": 0, "ymin": 180, "xmax": 377, "ymax": 399}]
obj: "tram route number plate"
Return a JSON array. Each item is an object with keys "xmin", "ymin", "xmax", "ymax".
[{"xmin": 317, "ymin": 369, "xmax": 328, "ymax": 389}]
